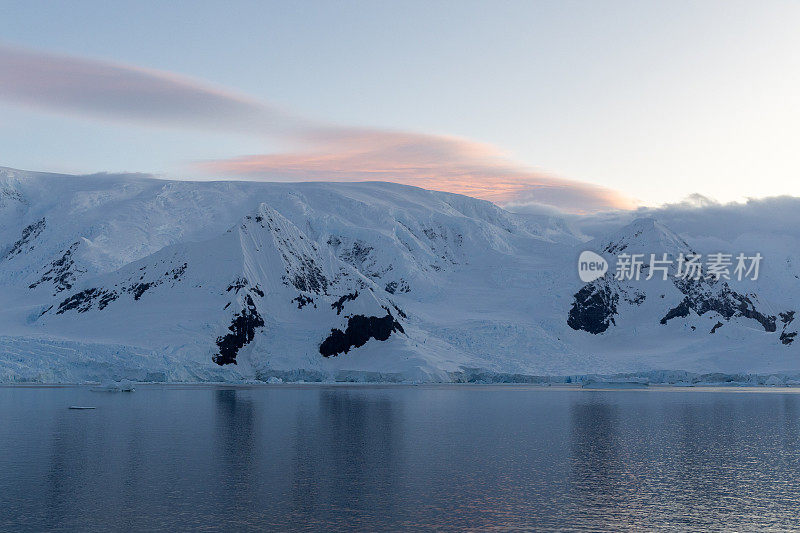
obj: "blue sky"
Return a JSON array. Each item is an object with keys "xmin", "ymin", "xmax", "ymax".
[{"xmin": 1, "ymin": 0, "xmax": 799, "ymax": 211}]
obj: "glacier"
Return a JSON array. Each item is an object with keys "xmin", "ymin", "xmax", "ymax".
[{"xmin": 1, "ymin": 166, "xmax": 799, "ymax": 383}]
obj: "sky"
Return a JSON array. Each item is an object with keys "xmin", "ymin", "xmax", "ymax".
[{"xmin": 1, "ymin": 0, "xmax": 799, "ymax": 213}]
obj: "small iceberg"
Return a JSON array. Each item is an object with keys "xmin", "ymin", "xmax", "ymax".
[{"xmin": 91, "ymin": 379, "xmax": 136, "ymax": 392}]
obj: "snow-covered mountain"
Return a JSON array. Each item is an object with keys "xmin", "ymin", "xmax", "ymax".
[{"xmin": 1, "ymin": 166, "xmax": 798, "ymax": 383}]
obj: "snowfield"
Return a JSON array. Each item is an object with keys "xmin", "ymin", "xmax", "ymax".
[{"xmin": 1, "ymin": 166, "xmax": 799, "ymax": 383}]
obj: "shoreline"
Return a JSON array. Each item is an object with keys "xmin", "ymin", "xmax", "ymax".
[{"xmin": 6, "ymin": 382, "xmax": 800, "ymax": 393}]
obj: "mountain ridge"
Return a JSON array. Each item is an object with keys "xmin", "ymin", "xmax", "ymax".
[{"xmin": 1, "ymin": 167, "xmax": 798, "ymax": 383}]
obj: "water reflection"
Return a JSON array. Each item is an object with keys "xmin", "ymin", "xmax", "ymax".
[
  {"xmin": 288, "ymin": 390, "xmax": 403, "ymax": 527},
  {"xmin": 570, "ymin": 400, "xmax": 621, "ymax": 488},
  {"xmin": 211, "ymin": 389, "xmax": 256, "ymax": 518},
  {"xmin": 46, "ymin": 413, "xmax": 78, "ymax": 526},
  {"xmin": 3, "ymin": 387, "xmax": 800, "ymax": 531},
  {"xmin": 567, "ymin": 399, "xmax": 627, "ymax": 528}
]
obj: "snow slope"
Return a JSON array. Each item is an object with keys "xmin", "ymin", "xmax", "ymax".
[{"xmin": 1, "ymin": 167, "xmax": 798, "ymax": 382}]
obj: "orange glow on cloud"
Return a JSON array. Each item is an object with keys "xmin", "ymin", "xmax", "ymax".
[
  {"xmin": 197, "ymin": 130, "xmax": 635, "ymax": 213},
  {"xmin": 0, "ymin": 44, "xmax": 634, "ymax": 213}
]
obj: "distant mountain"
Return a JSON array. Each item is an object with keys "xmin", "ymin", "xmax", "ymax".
[
  {"xmin": 1, "ymin": 167, "xmax": 797, "ymax": 383},
  {"xmin": 569, "ymin": 218, "xmax": 786, "ymax": 337}
]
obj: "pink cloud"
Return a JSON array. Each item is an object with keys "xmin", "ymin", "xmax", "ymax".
[
  {"xmin": 0, "ymin": 43, "xmax": 633, "ymax": 213},
  {"xmin": 196, "ymin": 131, "xmax": 634, "ymax": 213}
]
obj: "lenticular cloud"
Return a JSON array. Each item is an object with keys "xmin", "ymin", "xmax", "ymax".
[{"xmin": 0, "ymin": 43, "xmax": 632, "ymax": 213}]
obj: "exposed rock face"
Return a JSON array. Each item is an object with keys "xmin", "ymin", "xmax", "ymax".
[
  {"xmin": 247, "ymin": 210, "xmax": 330, "ymax": 295},
  {"xmin": 567, "ymin": 281, "xmax": 619, "ymax": 334},
  {"xmin": 5, "ymin": 169, "xmax": 800, "ymax": 383},
  {"xmin": 3, "ymin": 218, "xmax": 45, "ymax": 259},
  {"xmin": 0, "ymin": 186, "xmax": 25, "ymax": 206},
  {"xmin": 319, "ymin": 313, "xmax": 404, "ymax": 357},
  {"xmin": 56, "ymin": 287, "xmax": 118, "ymax": 314},
  {"xmin": 340, "ymin": 240, "xmax": 374, "ymax": 269},
  {"xmin": 226, "ymin": 277, "xmax": 248, "ymax": 293},
  {"xmin": 331, "ymin": 292, "xmax": 358, "ymax": 315},
  {"xmin": 292, "ymin": 294, "xmax": 314, "ymax": 309},
  {"xmin": 50, "ymin": 262, "xmax": 188, "ymax": 315},
  {"xmin": 780, "ymin": 311, "xmax": 797, "ymax": 345},
  {"xmin": 570, "ymin": 272, "xmax": 778, "ymax": 336},
  {"xmin": 661, "ymin": 278, "xmax": 776, "ymax": 332},
  {"xmin": 29, "ymin": 242, "xmax": 83, "ymax": 293},
  {"xmin": 32, "ymin": 199, "xmax": 410, "ymax": 369},
  {"xmin": 214, "ymin": 295, "xmax": 265, "ymax": 365},
  {"xmin": 660, "ymin": 298, "xmax": 691, "ymax": 323},
  {"xmin": 384, "ymin": 279, "xmax": 410, "ymax": 294},
  {"xmin": 568, "ymin": 274, "xmax": 647, "ymax": 334},
  {"xmin": 568, "ymin": 218, "xmax": 783, "ymax": 342}
]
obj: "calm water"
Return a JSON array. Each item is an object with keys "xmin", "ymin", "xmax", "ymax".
[{"xmin": 2, "ymin": 385, "xmax": 800, "ymax": 531}]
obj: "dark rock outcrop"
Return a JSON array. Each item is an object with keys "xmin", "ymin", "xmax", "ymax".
[
  {"xmin": 331, "ymin": 292, "xmax": 358, "ymax": 315},
  {"xmin": 567, "ymin": 281, "xmax": 619, "ymax": 334},
  {"xmin": 780, "ymin": 311, "xmax": 797, "ymax": 345},
  {"xmin": 56, "ymin": 288, "xmax": 119, "ymax": 314},
  {"xmin": 385, "ymin": 279, "xmax": 411, "ymax": 294},
  {"xmin": 226, "ymin": 277, "xmax": 248, "ymax": 293},
  {"xmin": 29, "ymin": 242, "xmax": 83, "ymax": 293},
  {"xmin": 662, "ymin": 279, "xmax": 776, "ymax": 332},
  {"xmin": 249, "ymin": 211, "xmax": 330, "ymax": 294},
  {"xmin": 213, "ymin": 295, "xmax": 265, "ymax": 365},
  {"xmin": 292, "ymin": 294, "xmax": 315, "ymax": 309},
  {"xmin": 3, "ymin": 218, "xmax": 45, "ymax": 259},
  {"xmin": 319, "ymin": 313, "xmax": 404, "ymax": 357},
  {"xmin": 50, "ymin": 262, "xmax": 187, "ymax": 315}
]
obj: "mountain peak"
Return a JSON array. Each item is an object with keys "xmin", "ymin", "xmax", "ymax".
[{"xmin": 596, "ymin": 217, "xmax": 693, "ymax": 257}]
